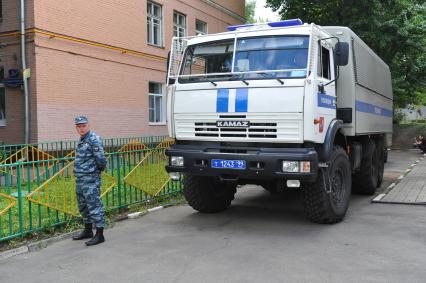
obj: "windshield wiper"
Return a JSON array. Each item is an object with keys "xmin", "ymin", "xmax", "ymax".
[
  {"xmin": 207, "ymin": 79, "xmax": 217, "ymax": 86},
  {"xmin": 258, "ymin": 72, "xmax": 284, "ymax": 85}
]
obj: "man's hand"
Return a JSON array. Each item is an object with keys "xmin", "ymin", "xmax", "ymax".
[{"xmin": 97, "ymin": 164, "xmax": 106, "ymax": 171}]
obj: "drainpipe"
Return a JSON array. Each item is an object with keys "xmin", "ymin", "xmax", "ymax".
[{"xmin": 20, "ymin": 0, "xmax": 30, "ymax": 144}]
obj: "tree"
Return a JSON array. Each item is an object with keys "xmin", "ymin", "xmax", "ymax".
[
  {"xmin": 245, "ymin": 0, "xmax": 257, "ymax": 24},
  {"xmin": 266, "ymin": 0, "xmax": 426, "ymax": 107}
]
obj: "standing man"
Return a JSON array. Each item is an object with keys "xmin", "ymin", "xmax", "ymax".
[{"xmin": 72, "ymin": 116, "xmax": 107, "ymax": 246}]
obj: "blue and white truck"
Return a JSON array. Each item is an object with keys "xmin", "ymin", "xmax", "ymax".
[{"xmin": 165, "ymin": 19, "xmax": 393, "ymax": 223}]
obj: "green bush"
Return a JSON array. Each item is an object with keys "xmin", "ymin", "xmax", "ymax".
[{"xmin": 393, "ymin": 109, "xmax": 404, "ymax": 124}]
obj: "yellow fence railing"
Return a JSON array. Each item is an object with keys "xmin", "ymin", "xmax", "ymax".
[
  {"xmin": 25, "ymin": 139, "xmax": 174, "ymax": 216},
  {"xmin": 0, "ymin": 145, "xmax": 57, "ymax": 182},
  {"xmin": 0, "ymin": 137, "xmax": 181, "ymax": 242},
  {"xmin": 0, "ymin": 193, "xmax": 17, "ymax": 217},
  {"xmin": 123, "ymin": 138, "xmax": 174, "ymax": 196}
]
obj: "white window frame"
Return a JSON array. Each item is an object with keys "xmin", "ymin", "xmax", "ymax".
[
  {"xmin": 0, "ymin": 83, "xmax": 5, "ymax": 126},
  {"xmin": 147, "ymin": 1, "xmax": 163, "ymax": 47},
  {"xmin": 317, "ymin": 44, "xmax": 332, "ymax": 80},
  {"xmin": 173, "ymin": 11, "xmax": 187, "ymax": 38},
  {"xmin": 195, "ymin": 19, "xmax": 208, "ymax": 35},
  {"xmin": 148, "ymin": 82, "xmax": 166, "ymax": 125}
]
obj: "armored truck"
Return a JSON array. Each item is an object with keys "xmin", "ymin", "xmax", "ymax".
[{"xmin": 165, "ymin": 19, "xmax": 393, "ymax": 224}]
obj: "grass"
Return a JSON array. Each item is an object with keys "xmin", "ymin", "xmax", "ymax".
[{"xmin": 0, "ymin": 156, "xmax": 182, "ymax": 243}]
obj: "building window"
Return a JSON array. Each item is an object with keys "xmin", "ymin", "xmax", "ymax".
[
  {"xmin": 195, "ymin": 19, "xmax": 207, "ymax": 35},
  {"xmin": 148, "ymin": 82, "xmax": 164, "ymax": 123},
  {"xmin": 173, "ymin": 11, "xmax": 186, "ymax": 37},
  {"xmin": 147, "ymin": 1, "xmax": 163, "ymax": 46},
  {"xmin": 0, "ymin": 86, "xmax": 5, "ymax": 127}
]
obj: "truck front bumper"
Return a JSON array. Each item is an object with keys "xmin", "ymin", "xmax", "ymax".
[{"xmin": 165, "ymin": 144, "xmax": 318, "ymax": 182}]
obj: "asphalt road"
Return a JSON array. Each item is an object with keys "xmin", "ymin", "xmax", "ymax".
[{"xmin": 1, "ymin": 150, "xmax": 425, "ymax": 283}]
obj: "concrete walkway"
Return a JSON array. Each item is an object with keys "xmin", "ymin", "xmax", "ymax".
[
  {"xmin": 0, "ymin": 150, "xmax": 425, "ymax": 283},
  {"xmin": 374, "ymin": 153, "xmax": 426, "ymax": 204}
]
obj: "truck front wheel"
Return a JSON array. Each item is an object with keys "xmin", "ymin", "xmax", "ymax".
[
  {"xmin": 302, "ymin": 146, "xmax": 352, "ymax": 224},
  {"xmin": 183, "ymin": 175, "xmax": 236, "ymax": 213}
]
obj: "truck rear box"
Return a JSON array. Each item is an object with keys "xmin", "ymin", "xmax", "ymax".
[{"xmin": 324, "ymin": 27, "xmax": 393, "ymax": 145}]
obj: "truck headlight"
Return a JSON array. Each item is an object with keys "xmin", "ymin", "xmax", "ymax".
[
  {"xmin": 300, "ymin": 161, "xmax": 311, "ymax": 173},
  {"xmin": 171, "ymin": 156, "xmax": 184, "ymax": 166},
  {"xmin": 282, "ymin": 161, "xmax": 299, "ymax": 173},
  {"xmin": 281, "ymin": 161, "xmax": 311, "ymax": 173}
]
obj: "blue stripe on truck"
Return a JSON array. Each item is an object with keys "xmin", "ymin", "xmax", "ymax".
[
  {"xmin": 355, "ymin": 100, "xmax": 393, "ymax": 118},
  {"xmin": 317, "ymin": 93, "xmax": 336, "ymax": 109},
  {"xmin": 216, "ymin": 89, "xmax": 229, "ymax": 112},
  {"xmin": 235, "ymin": 88, "xmax": 248, "ymax": 112}
]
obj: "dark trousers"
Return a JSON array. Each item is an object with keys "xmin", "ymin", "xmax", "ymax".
[
  {"xmin": 419, "ymin": 142, "xmax": 426, "ymax": 153},
  {"xmin": 75, "ymin": 174, "xmax": 105, "ymax": 228}
]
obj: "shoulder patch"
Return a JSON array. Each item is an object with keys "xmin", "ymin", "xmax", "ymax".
[
  {"xmin": 89, "ymin": 133, "xmax": 101, "ymax": 144},
  {"xmin": 93, "ymin": 146, "xmax": 100, "ymax": 152}
]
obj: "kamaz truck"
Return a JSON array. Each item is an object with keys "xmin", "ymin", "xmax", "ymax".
[{"xmin": 165, "ymin": 19, "xmax": 393, "ymax": 224}]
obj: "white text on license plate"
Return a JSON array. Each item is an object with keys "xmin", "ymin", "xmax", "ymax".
[{"xmin": 211, "ymin": 159, "xmax": 246, "ymax": 170}]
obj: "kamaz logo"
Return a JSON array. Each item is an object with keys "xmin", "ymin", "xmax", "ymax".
[{"xmin": 216, "ymin": 121, "xmax": 250, "ymax": 128}]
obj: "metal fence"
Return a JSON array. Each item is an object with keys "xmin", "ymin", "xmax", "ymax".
[{"xmin": 0, "ymin": 136, "xmax": 181, "ymax": 242}]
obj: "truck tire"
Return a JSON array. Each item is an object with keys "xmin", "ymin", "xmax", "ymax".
[
  {"xmin": 353, "ymin": 139, "xmax": 379, "ymax": 195},
  {"xmin": 301, "ymin": 146, "xmax": 352, "ymax": 224},
  {"xmin": 183, "ymin": 174, "xmax": 236, "ymax": 213},
  {"xmin": 376, "ymin": 140, "xmax": 385, "ymax": 188}
]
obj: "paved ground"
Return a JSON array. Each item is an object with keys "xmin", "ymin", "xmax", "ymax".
[
  {"xmin": 375, "ymin": 152, "xmax": 426, "ymax": 204},
  {"xmin": 1, "ymin": 150, "xmax": 425, "ymax": 283}
]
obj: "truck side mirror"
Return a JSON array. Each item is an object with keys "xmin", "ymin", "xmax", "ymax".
[{"xmin": 334, "ymin": 42, "xmax": 349, "ymax": 66}]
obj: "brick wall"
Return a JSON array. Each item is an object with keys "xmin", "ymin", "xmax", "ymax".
[
  {"xmin": 0, "ymin": 0, "xmax": 36, "ymax": 144},
  {"xmin": 210, "ymin": 0, "xmax": 245, "ymax": 18},
  {"xmin": 0, "ymin": 0, "xmax": 245, "ymax": 143},
  {"xmin": 0, "ymin": 0, "xmax": 34, "ymax": 31}
]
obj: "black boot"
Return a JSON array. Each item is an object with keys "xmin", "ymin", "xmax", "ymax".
[
  {"xmin": 85, "ymin": 228, "xmax": 105, "ymax": 246},
  {"xmin": 72, "ymin": 223, "xmax": 93, "ymax": 240}
]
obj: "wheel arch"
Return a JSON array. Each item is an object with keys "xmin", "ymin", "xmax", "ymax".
[{"xmin": 318, "ymin": 119, "xmax": 347, "ymax": 162}]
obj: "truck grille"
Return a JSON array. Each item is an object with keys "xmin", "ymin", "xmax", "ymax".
[
  {"xmin": 175, "ymin": 113, "xmax": 303, "ymax": 142},
  {"xmin": 195, "ymin": 122, "xmax": 278, "ymax": 138}
]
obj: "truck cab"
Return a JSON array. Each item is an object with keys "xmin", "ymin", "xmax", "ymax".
[{"xmin": 165, "ymin": 19, "xmax": 392, "ymax": 224}]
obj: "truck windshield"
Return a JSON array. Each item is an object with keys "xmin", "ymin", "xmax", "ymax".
[{"xmin": 179, "ymin": 35, "xmax": 309, "ymax": 83}]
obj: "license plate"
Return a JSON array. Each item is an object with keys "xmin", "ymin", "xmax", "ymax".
[{"xmin": 211, "ymin": 159, "xmax": 246, "ymax": 170}]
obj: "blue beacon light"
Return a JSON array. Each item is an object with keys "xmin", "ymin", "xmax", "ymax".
[{"xmin": 227, "ymin": 19, "xmax": 303, "ymax": 32}]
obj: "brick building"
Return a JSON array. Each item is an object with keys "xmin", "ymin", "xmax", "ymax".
[{"xmin": 0, "ymin": 0, "xmax": 245, "ymax": 144}]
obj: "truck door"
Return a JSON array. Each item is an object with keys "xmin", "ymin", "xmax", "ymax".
[{"xmin": 316, "ymin": 42, "xmax": 336, "ymax": 136}]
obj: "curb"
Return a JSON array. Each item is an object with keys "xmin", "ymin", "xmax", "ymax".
[
  {"xmin": 372, "ymin": 154, "xmax": 425, "ymax": 203},
  {"xmin": 0, "ymin": 230, "xmax": 80, "ymax": 260},
  {"xmin": 0, "ymin": 203, "xmax": 176, "ymax": 261}
]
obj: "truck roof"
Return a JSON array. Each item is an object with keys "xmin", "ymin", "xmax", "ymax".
[
  {"xmin": 185, "ymin": 20, "xmax": 315, "ymax": 46},
  {"xmin": 324, "ymin": 26, "xmax": 389, "ymax": 68}
]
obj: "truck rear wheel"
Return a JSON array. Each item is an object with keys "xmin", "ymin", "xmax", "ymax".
[
  {"xmin": 183, "ymin": 175, "xmax": 236, "ymax": 213},
  {"xmin": 376, "ymin": 140, "xmax": 385, "ymax": 188},
  {"xmin": 353, "ymin": 139, "xmax": 379, "ymax": 195},
  {"xmin": 301, "ymin": 146, "xmax": 352, "ymax": 224}
]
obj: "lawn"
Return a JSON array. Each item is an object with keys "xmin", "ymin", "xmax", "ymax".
[{"xmin": 0, "ymin": 154, "xmax": 180, "ymax": 241}]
